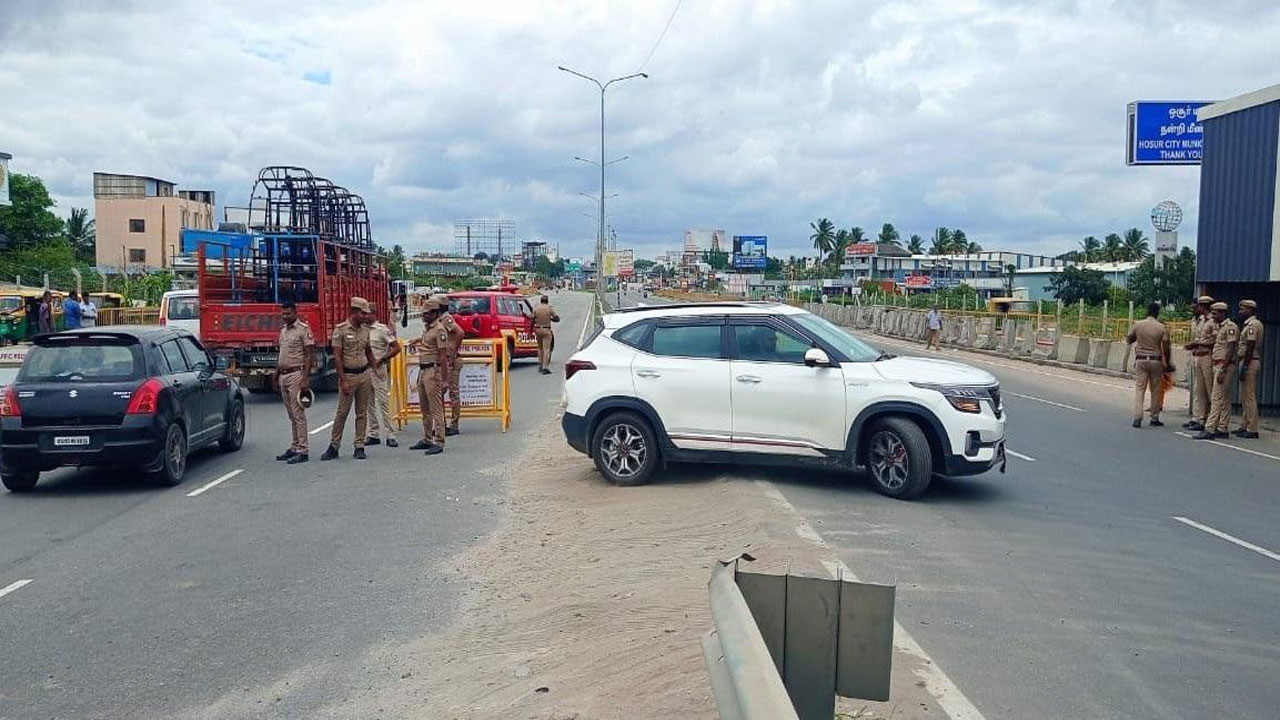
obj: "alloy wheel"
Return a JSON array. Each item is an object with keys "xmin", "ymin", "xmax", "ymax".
[
  {"xmin": 600, "ymin": 422, "xmax": 647, "ymax": 480},
  {"xmin": 868, "ymin": 430, "xmax": 909, "ymax": 490}
]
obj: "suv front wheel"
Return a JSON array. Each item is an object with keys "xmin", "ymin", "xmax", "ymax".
[
  {"xmin": 590, "ymin": 411, "xmax": 659, "ymax": 486},
  {"xmin": 865, "ymin": 417, "xmax": 932, "ymax": 499}
]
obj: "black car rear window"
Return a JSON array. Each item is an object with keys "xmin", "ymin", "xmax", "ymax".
[
  {"xmin": 18, "ymin": 337, "xmax": 144, "ymax": 382},
  {"xmin": 450, "ymin": 297, "xmax": 491, "ymax": 315}
]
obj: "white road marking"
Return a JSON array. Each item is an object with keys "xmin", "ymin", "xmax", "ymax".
[
  {"xmin": 1005, "ymin": 392, "xmax": 1087, "ymax": 413},
  {"xmin": 1174, "ymin": 431, "xmax": 1280, "ymax": 462},
  {"xmin": 186, "ymin": 469, "xmax": 244, "ymax": 497},
  {"xmin": 1005, "ymin": 449, "xmax": 1037, "ymax": 462},
  {"xmin": 1173, "ymin": 516, "xmax": 1280, "ymax": 563},
  {"xmin": 309, "ymin": 420, "xmax": 335, "ymax": 435},
  {"xmin": 0, "ymin": 578, "xmax": 34, "ymax": 599},
  {"xmin": 869, "ymin": 336, "xmax": 1130, "ymax": 390},
  {"xmin": 760, "ymin": 481, "xmax": 987, "ymax": 720}
]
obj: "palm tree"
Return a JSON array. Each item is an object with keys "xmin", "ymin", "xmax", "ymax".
[
  {"xmin": 930, "ymin": 227, "xmax": 953, "ymax": 255},
  {"xmin": 1102, "ymin": 233, "xmax": 1124, "ymax": 262},
  {"xmin": 906, "ymin": 234, "xmax": 925, "ymax": 254},
  {"xmin": 965, "ymin": 241, "xmax": 983, "ymax": 254},
  {"xmin": 830, "ymin": 228, "xmax": 850, "ymax": 266},
  {"xmin": 810, "ymin": 218, "xmax": 835, "ymax": 263},
  {"xmin": 64, "ymin": 207, "xmax": 96, "ymax": 263},
  {"xmin": 1078, "ymin": 236, "xmax": 1101, "ymax": 262},
  {"xmin": 1122, "ymin": 227, "xmax": 1149, "ymax": 261},
  {"xmin": 878, "ymin": 222, "xmax": 900, "ymax": 245},
  {"xmin": 949, "ymin": 229, "xmax": 968, "ymax": 254}
]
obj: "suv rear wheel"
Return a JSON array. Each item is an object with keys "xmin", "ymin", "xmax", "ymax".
[
  {"xmin": 865, "ymin": 417, "xmax": 932, "ymax": 499},
  {"xmin": 591, "ymin": 411, "xmax": 659, "ymax": 486},
  {"xmin": 1, "ymin": 470, "xmax": 39, "ymax": 493}
]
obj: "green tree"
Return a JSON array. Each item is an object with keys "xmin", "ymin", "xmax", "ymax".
[
  {"xmin": 906, "ymin": 234, "xmax": 924, "ymax": 254},
  {"xmin": 831, "ymin": 228, "xmax": 849, "ymax": 266},
  {"xmin": 1078, "ymin": 236, "xmax": 1101, "ymax": 262},
  {"xmin": 1122, "ymin": 227, "xmax": 1149, "ymax": 261},
  {"xmin": 877, "ymin": 222, "xmax": 900, "ymax": 245},
  {"xmin": 0, "ymin": 173, "xmax": 64, "ymax": 248},
  {"xmin": 809, "ymin": 218, "xmax": 835, "ymax": 263},
  {"xmin": 950, "ymin": 229, "xmax": 968, "ymax": 254},
  {"xmin": 930, "ymin": 227, "xmax": 953, "ymax": 255},
  {"xmin": 63, "ymin": 207, "xmax": 96, "ymax": 263},
  {"xmin": 633, "ymin": 259, "xmax": 656, "ymax": 272},
  {"xmin": 764, "ymin": 256, "xmax": 783, "ymax": 278},
  {"xmin": 534, "ymin": 255, "xmax": 566, "ymax": 279},
  {"xmin": 1127, "ymin": 248, "xmax": 1195, "ymax": 306},
  {"xmin": 385, "ymin": 244, "xmax": 407, "ymax": 279},
  {"xmin": 965, "ymin": 241, "xmax": 983, "ymax": 254},
  {"xmin": 1102, "ymin": 233, "xmax": 1124, "ymax": 262},
  {"xmin": 702, "ymin": 247, "xmax": 730, "ymax": 270},
  {"xmin": 1047, "ymin": 265, "xmax": 1110, "ymax": 305}
]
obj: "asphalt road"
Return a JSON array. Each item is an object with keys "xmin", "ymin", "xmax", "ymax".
[
  {"xmin": 0, "ymin": 292, "xmax": 591, "ymax": 719},
  {"xmin": 615, "ymin": 292, "xmax": 1280, "ymax": 718}
]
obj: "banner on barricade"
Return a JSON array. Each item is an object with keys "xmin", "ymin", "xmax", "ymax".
[{"xmin": 391, "ymin": 338, "xmax": 511, "ymax": 432}]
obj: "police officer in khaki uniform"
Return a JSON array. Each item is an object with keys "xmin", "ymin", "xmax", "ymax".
[
  {"xmin": 532, "ymin": 295, "xmax": 560, "ymax": 375},
  {"xmin": 1195, "ymin": 302, "xmax": 1238, "ymax": 440},
  {"xmin": 364, "ymin": 304, "xmax": 402, "ymax": 448},
  {"xmin": 321, "ymin": 297, "xmax": 378, "ymax": 460},
  {"xmin": 1234, "ymin": 299, "xmax": 1264, "ymax": 439},
  {"xmin": 275, "ymin": 301, "xmax": 315, "ymax": 464},
  {"xmin": 1182, "ymin": 295, "xmax": 1217, "ymax": 431},
  {"xmin": 409, "ymin": 298, "xmax": 450, "ymax": 455},
  {"xmin": 431, "ymin": 294, "xmax": 466, "ymax": 435},
  {"xmin": 1126, "ymin": 301, "xmax": 1171, "ymax": 428}
]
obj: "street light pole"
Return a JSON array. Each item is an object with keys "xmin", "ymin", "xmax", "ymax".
[{"xmin": 558, "ymin": 66, "xmax": 648, "ymax": 292}]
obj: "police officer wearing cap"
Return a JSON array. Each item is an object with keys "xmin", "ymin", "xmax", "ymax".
[
  {"xmin": 1126, "ymin": 301, "xmax": 1171, "ymax": 427},
  {"xmin": 409, "ymin": 297, "xmax": 458, "ymax": 455},
  {"xmin": 321, "ymin": 297, "xmax": 378, "ymax": 460},
  {"xmin": 275, "ymin": 300, "xmax": 314, "ymax": 464},
  {"xmin": 1196, "ymin": 302, "xmax": 1238, "ymax": 440},
  {"xmin": 364, "ymin": 302, "xmax": 402, "ymax": 448},
  {"xmin": 1234, "ymin": 299, "xmax": 1264, "ymax": 439},
  {"xmin": 532, "ymin": 295, "xmax": 560, "ymax": 375},
  {"xmin": 432, "ymin": 294, "xmax": 465, "ymax": 435},
  {"xmin": 1183, "ymin": 295, "xmax": 1217, "ymax": 431}
]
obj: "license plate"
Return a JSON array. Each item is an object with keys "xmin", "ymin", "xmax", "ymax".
[{"xmin": 54, "ymin": 436, "xmax": 91, "ymax": 447}]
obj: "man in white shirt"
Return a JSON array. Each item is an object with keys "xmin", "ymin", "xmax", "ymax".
[
  {"xmin": 926, "ymin": 305, "xmax": 943, "ymax": 351},
  {"xmin": 81, "ymin": 297, "xmax": 98, "ymax": 327}
]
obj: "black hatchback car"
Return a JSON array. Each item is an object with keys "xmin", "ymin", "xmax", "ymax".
[{"xmin": 0, "ymin": 326, "xmax": 246, "ymax": 492}]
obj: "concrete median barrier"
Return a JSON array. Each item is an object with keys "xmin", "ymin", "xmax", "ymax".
[
  {"xmin": 1031, "ymin": 327, "xmax": 1058, "ymax": 360},
  {"xmin": 1106, "ymin": 342, "xmax": 1130, "ymax": 372},
  {"xmin": 1088, "ymin": 339, "xmax": 1112, "ymax": 369},
  {"xmin": 974, "ymin": 319, "xmax": 996, "ymax": 349},
  {"xmin": 1057, "ymin": 334, "xmax": 1089, "ymax": 364}
]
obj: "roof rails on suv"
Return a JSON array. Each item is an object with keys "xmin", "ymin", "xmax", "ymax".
[{"xmin": 608, "ymin": 301, "xmax": 785, "ymax": 314}]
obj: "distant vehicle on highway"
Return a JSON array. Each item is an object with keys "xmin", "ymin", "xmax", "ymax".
[
  {"xmin": 561, "ymin": 302, "xmax": 1006, "ymax": 499},
  {"xmin": 159, "ymin": 289, "xmax": 201, "ymax": 339},
  {"xmin": 446, "ymin": 290, "xmax": 539, "ymax": 360},
  {"xmin": 0, "ymin": 327, "xmax": 246, "ymax": 492}
]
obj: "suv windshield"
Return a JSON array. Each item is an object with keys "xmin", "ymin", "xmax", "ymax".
[
  {"xmin": 791, "ymin": 312, "xmax": 881, "ymax": 362},
  {"xmin": 18, "ymin": 339, "xmax": 144, "ymax": 382}
]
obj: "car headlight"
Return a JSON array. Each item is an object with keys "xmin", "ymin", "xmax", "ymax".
[{"xmin": 911, "ymin": 383, "xmax": 989, "ymax": 414}]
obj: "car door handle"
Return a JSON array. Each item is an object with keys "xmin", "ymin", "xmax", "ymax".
[
  {"xmin": 735, "ymin": 375, "xmax": 762, "ymax": 384},
  {"xmin": 635, "ymin": 369, "xmax": 661, "ymax": 378}
]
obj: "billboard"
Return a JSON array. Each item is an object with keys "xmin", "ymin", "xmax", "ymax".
[
  {"xmin": 617, "ymin": 249, "xmax": 635, "ymax": 277},
  {"xmin": 1126, "ymin": 101, "xmax": 1212, "ymax": 166},
  {"xmin": 847, "ymin": 242, "xmax": 878, "ymax": 256},
  {"xmin": 732, "ymin": 235, "xmax": 768, "ymax": 270},
  {"xmin": 684, "ymin": 229, "xmax": 725, "ymax": 253},
  {"xmin": 602, "ymin": 251, "xmax": 619, "ymax": 278}
]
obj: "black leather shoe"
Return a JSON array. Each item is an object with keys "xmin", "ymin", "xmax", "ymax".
[
  {"xmin": 423, "ymin": 444, "xmax": 443, "ymax": 456},
  {"xmin": 445, "ymin": 426, "xmax": 459, "ymax": 437},
  {"xmin": 276, "ymin": 449, "xmax": 297, "ymax": 461},
  {"xmin": 385, "ymin": 438, "xmax": 399, "ymax": 448},
  {"xmin": 320, "ymin": 446, "xmax": 339, "ymax": 461},
  {"xmin": 1132, "ymin": 419, "xmax": 1142, "ymax": 428},
  {"xmin": 1183, "ymin": 421, "xmax": 1204, "ymax": 431},
  {"xmin": 1192, "ymin": 432, "xmax": 1216, "ymax": 440},
  {"xmin": 353, "ymin": 448, "xmax": 367, "ymax": 460},
  {"xmin": 1213, "ymin": 432, "xmax": 1230, "ymax": 439},
  {"xmin": 286, "ymin": 453, "xmax": 309, "ymax": 464},
  {"xmin": 1149, "ymin": 419, "xmax": 1164, "ymax": 427},
  {"xmin": 1238, "ymin": 431, "xmax": 1260, "ymax": 439},
  {"xmin": 409, "ymin": 439, "xmax": 431, "ymax": 450},
  {"xmin": 365, "ymin": 437, "xmax": 382, "ymax": 446}
]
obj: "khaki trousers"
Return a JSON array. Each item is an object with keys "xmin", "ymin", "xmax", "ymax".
[
  {"xmin": 1240, "ymin": 359, "xmax": 1261, "ymax": 432},
  {"xmin": 1191, "ymin": 354, "xmax": 1213, "ymax": 424},
  {"xmin": 1132, "ymin": 359, "xmax": 1164, "ymax": 419},
  {"xmin": 279, "ymin": 370, "xmax": 308, "ymax": 453},
  {"xmin": 447, "ymin": 356, "xmax": 461, "ymax": 426},
  {"xmin": 536, "ymin": 327, "xmax": 553, "ymax": 370},
  {"xmin": 1205, "ymin": 364, "xmax": 1237, "ymax": 433},
  {"xmin": 367, "ymin": 370, "xmax": 396, "ymax": 440},
  {"xmin": 330, "ymin": 371, "xmax": 372, "ymax": 449},
  {"xmin": 417, "ymin": 366, "xmax": 446, "ymax": 445}
]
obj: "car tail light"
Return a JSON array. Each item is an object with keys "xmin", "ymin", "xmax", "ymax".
[
  {"xmin": 126, "ymin": 378, "xmax": 165, "ymax": 415},
  {"xmin": 0, "ymin": 386, "xmax": 21, "ymax": 417},
  {"xmin": 565, "ymin": 359, "xmax": 595, "ymax": 380}
]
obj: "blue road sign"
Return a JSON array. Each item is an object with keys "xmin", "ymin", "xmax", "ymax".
[
  {"xmin": 732, "ymin": 235, "xmax": 768, "ymax": 270},
  {"xmin": 1127, "ymin": 101, "xmax": 1212, "ymax": 166}
]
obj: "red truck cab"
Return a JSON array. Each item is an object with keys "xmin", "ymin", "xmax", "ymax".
[{"xmin": 446, "ymin": 291, "xmax": 538, "ymax": 359}]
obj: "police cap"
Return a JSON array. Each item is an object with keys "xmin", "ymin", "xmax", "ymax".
[
  {"xmin": 1210, "ymin": 302, "xmax": 1228, "ymax": 311},
  {"xmin": 1196, "ymin": 295, "xmax": 1214, "ymax": 304},
  {"xmin": 349, "ymin": 296, "xmax": 371, "ymax": 313},
  {"xmin": 1240, "ymin": 299, "xmax": 1257, "ymax": 309}
]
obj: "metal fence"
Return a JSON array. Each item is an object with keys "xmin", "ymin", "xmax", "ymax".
[{"xmin": 95, "ymin": 307, "xmax": 161, "ymax": 326}]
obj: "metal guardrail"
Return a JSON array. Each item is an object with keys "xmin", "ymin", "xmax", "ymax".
[{"xmin": 95, "ymin": 307, "xmax": 161, "ymax": 326}]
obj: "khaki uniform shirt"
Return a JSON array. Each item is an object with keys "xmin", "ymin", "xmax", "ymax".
[
  {"xmin": 1239, "ymin": 316, "xmax": 1264, "ymax": 362},
  {"xmin": 1129, "ymin": 317, "xmax": 1168, "ymax": 358},
  {"xmin": 418, "ymin": 317, "xmax": 450, "ymax": 364},
  {"xmin": 532, "ymin": 304, "xmax": 558, "ymax": 327},
  {"xmin": 368, "ymin": 321, "xmax": 397, "ymax": 360},
  {"xmin": 1192, "ymin": 315, "xmax": 1218, "ymax": 355},
  {"xmin": 436, "ymin": 311, "xmax": 464, "ymax": 353},
  {"xmin": 278, "ymin": 321, "xmax": 315, "ymax": 370},
  {"xmin": 331, "ymin": 320, "xmax": 371, "ymax": 370},
  {"xmin": 1212, "ymin": 319, "xmax": 1239, "ymax": 362}
]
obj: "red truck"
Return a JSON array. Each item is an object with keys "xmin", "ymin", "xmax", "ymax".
[{"xmin": 195, "ymin": 167, "xmax": 389, "ymax": 392}]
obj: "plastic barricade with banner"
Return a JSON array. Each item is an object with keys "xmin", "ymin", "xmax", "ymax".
[{"xmin": 389, "ymin": 338, "xmax": 511, "ymax": 432}]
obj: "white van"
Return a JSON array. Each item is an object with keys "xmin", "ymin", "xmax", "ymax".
[{"xmin": 160, "ymin": 289, "xmax": 201, "ymax": 339}]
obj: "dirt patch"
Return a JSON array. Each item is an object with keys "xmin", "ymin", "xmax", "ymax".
[{"xmin": 328, "ymin": 418, "xmax": 949, "ymax": 719}]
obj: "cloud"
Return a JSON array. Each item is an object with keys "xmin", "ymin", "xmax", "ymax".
[{"xmin": 1, "ymin": 0, "xmax": 1278, "ymax": 261}]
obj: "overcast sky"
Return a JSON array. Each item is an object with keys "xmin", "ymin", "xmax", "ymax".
[{"xmin": 3, "ymin": 0, "xmax": 1279, "ymax": 261}]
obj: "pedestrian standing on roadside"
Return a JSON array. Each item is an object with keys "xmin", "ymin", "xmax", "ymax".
[
  {"xmin": 1126, "ymin": 301, "xmax": 1172, "ymax": 428},
  {"xmin": 1182, "ymin": 295, "xmax": 1216, "ymax": 431},
  {"xmin": 321, "ymin": 297, "xmax": 378, "ymax": 461},
  {"xmin": 1195, "ymin": 302, "xmax": 1238, "ymax": 440},
  {"xmin": 274, "ymin": 301, "xmax": 314, "ymax": 464},
  {"xmin": 38, "ymin": 290, "xmax": 54, "ymax": 334},
  {"xmin": 364, "ymin": 304, "xmax": 402, "ymax": 448},
  {"xmin": 409, "ymin": 297, "xmax": 449, "ymax": 455},
  {"xmin": 926, "ymin": 304, "xmax": 943, "ymax": 351},
  {"xmin": 64, "ymin": 291, "xmax": 82, "ymax": 330},
  {"xmin": 1233, "ymin": 299, "xmax": 1264, "ymax": 439},
  {"xmin": 431, "ymin": 294, "xmax": 466, "ymax": 435},
  {"xmin": 81, "ymin": 295, "xmax": 98, "ymax": 327},
  {"xmin": 532, "ymin": 294, "xmax": 560, "ymax": 375}
]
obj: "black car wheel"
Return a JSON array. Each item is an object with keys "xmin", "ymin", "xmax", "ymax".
[
  {"xmin": 865, "ymin": 417, "xmax": 932, "ymax": 500},
  {"xmin": 1, "ymin": 470, "xmax": 39, "ymax": 493},
  {"xmin": 219, "ymin": 400, "xmax": 246, "ymax": 452},
  {"xmin": 153, "ymin": 422, "xmax": 188, "ymax": 487},
  {"xmin": 590, "ymin": 411, "xmax": 659, "ymax": 487}
]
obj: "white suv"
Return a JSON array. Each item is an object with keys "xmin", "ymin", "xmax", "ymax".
[{"xmin": 561, "ymin": 302, "xmax": 1006, "ymax": 499}]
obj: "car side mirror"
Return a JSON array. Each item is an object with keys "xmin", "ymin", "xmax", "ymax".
[
  {"xmin": 804, "ymin": 347, "xmax": 831, "ymax": 367},
  {"xmin": 196, "ymin": 363, "xmax": 214, "ymax": 379}
]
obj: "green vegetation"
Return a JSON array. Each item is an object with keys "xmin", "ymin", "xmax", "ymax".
[
  {"xmin": 0, "ymin": 173, "xmax": 64, "ymax": 248},
  {"xmin": 1059, "ymin": 228, "xmax": 1150, "ymax": 262}
]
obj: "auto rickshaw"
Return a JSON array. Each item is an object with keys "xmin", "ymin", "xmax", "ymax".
[
  {"xmin": 86, "ymin": 292, "xmax": 125, "ymax": 308},
  {"xmin": 0, "ymin": 290, "xmax": 65, "ymax": 345}
]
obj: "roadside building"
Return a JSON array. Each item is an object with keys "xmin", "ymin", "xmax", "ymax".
[
  {"xmin": 410, "ymin": 254, "xmax": 483, "ymax": 278},
  {"xmin": 1014, "ymin": 261, "xmax": 1141, "ymax": 302},
  {"xmin": 1195, "ymin": 83, "xmax": 1280, "ymax": 417},
  {"xmin": 93, "ymin": 172, "xmax": 216, "ymax": 270},
  {"xmin": 840, "ymin": 244, "xmax": 1066, "ymax": 296}
]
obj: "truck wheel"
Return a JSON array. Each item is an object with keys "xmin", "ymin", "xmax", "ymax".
[
  {"xmin": 865, "ymin": 417, "xmax": 932, "ymax": 500},
  {"xmin": 2, "ymin": 470, "xmax": 39, "ymax": 493},
  {"xmin": 151, "ymin": 422, "xmax": 188, "ymax": 487},
  {"xmin": 590, "ymin": 411, "xmax": 659, "ymax": 487}
]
